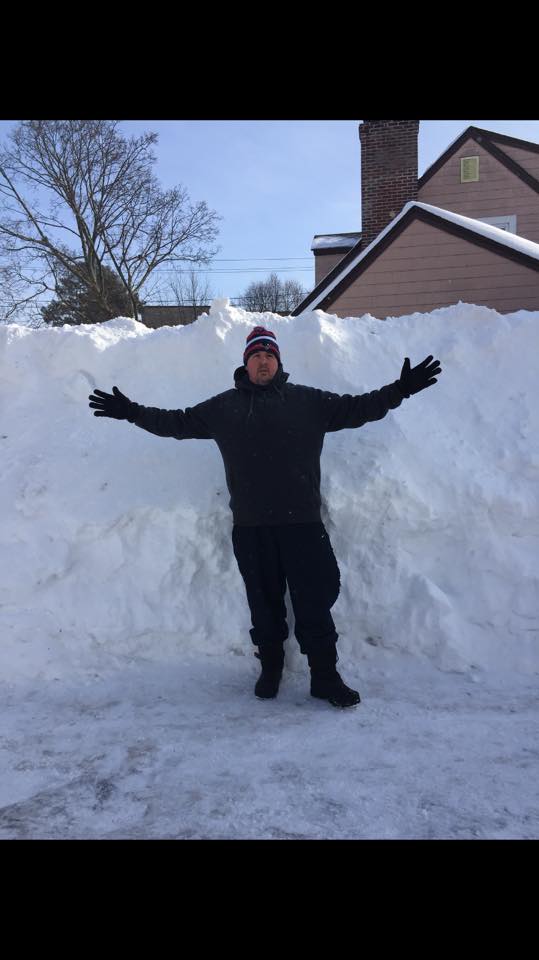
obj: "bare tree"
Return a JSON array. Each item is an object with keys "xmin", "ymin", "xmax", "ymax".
[
  {"xmin": 265, "ymin": 273, "xmax": 281, "ymax": 312},
  {"xmin": 167, "ymin": 268, "xmax": 213, "ymax": 322},
  {"xmin": 0, "ymin": 121, "xmax": 221, "ymax": 322},
  {"xmin": 239, "ymin": 272, "xmax": 307, "ymax": 313},
  {"xmin": 0, "ymin": 247, "xmax": 50, "ymax": 324},
  {"xmin": 281, "ymin": 278, "xmax": 308, "ymax": 312}
]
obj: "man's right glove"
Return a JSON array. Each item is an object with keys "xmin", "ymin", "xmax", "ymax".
[
  {"xmin": 397, "ymin": 355, "xmax": 442, "ymax": 398},
  {"xmin": 88, "ymin": 386, "xmax": 140, "ymax": 422}
]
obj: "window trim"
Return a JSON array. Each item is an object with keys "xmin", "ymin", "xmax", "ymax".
[
  {"xmin": 461, "ymin": 156, "xmax": 480, "ymax": 182},
  {"xmin": 478, "ymin": 214, "xmax": 517, "ymax": 234}
]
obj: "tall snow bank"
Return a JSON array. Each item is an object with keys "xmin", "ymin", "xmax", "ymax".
[{"xmin": 1, "ymin": 299, "xmax": 538, "ymax": 680}]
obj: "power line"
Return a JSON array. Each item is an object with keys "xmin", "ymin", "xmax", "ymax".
[
  {"xmin": 4, "ymin": 260, "xmax": 313, "ymax": 276},
  {"xmin": 199, "ymin": 257, "xmax": 312, "ymax": 262},
  {"xmin": 162, "ymin": 268, "xmax": 313, "ymax": 275},
  {"xmin": 0, "ymin": 295, "xmax": 309, "ymax": 305}
]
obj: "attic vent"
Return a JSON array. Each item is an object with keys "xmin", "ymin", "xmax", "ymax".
[{"xmin": 461, "ymin": 156, "xmax": 479, "ymax": 182}]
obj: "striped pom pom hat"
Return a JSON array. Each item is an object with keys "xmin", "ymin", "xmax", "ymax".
[{"xmin": 243, "ymin": 326, "xmax": 281, "ymax": 366}]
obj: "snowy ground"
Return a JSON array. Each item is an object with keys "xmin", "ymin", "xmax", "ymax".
[
  {"xmin": 1, "ymin": 301, "xmax": 538, "ymax": 839},
  {"xmin": 1, "ymin": 651, "xmax": 538, "ymax": 840}
]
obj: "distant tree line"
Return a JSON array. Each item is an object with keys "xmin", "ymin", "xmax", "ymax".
[
  {"xmin": 238, "ymin": 273, "xmax": 307, "ymax": 313},
  {"xmin": 157, "ymin": 270, "xmax": 308, "ymax": 320}
]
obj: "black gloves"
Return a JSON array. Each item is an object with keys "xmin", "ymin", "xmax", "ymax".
[
  {"xmin": 397, "ymin": 355, "xmax": 442, "ymax": 398},
  {"xmin": 88, "ymin": 386, "xmax": 140, "ymax": 422}
]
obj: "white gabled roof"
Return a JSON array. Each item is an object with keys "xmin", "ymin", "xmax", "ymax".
[{"xmin": 299, "ymin": 201, "xmax": 539, "ymax": 314}]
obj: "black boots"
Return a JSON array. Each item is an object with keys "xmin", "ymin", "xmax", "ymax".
[
  {"xmin": 253, "ymin": 644, "xmax": 360, "ymax": 708},
  {"xmin": 308, "ymin": 648, "xmax": 361, "ymax": 708},
  {"xmin": 254, "ymin": 645, "xmax": 285, "ymax": 699}
]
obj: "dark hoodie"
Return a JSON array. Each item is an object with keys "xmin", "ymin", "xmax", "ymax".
[{"xmin": 131, "ymin": 364, "xmax": 404, "ymax": 526}]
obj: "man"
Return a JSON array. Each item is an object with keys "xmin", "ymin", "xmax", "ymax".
[{"xmin": 89, "ymin": 326, "xmax": 442, "ymax": 708}]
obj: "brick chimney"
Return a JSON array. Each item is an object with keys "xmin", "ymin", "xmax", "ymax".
[{"xmin": 359, "ymin": 120, "xmax": 420, "ymax": 249}]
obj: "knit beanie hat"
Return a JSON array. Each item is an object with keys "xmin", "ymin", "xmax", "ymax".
[{"xmin": 243, "ymin": 326, "xmax": 281, "ymax": 366}]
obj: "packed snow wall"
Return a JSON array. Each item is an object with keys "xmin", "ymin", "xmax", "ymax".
[{"xmin": 1, "ymin": 299, "xmax": 538, "ymax": 680}]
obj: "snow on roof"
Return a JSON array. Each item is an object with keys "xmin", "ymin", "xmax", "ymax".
[
  {"xmin": 301, "ymin": 201, "xmax": 539, "ymax": 313},
  {"xmin": 311, "ymin": 233, "xmax": 361, "ymax": 250},
  {"xmin": 414, "ymin": 202, "xmax": 539, "ymax": 258}
]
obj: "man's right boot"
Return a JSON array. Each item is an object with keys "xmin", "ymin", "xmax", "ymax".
[
  {"xmin": 310, "ymin": 670, "xmax": 361, "ymax": 708},
  {"xmin": 307, "ymin": 647, "xmax": 361, "ymax": 708},
  {"xmin": 254, "ymin": 644, "xmax": 285, "ymax": 699}
]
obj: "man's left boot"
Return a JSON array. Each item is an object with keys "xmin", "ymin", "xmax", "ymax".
[{"xmin": 308, "ymin": 648, "xmax": 360, "ymax": 708}]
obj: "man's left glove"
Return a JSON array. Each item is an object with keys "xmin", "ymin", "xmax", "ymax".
[{"xmin": 397, "ymin": 355, "xmax": 442, "ymax": 398}]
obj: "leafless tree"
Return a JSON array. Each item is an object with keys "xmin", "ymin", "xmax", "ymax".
[
  {"xmin": 0, "ymin": 247, "xmax": 50, "ymax": 324},
  {"xmin": 280, "ymin": 278, "xmax": 308, "ymax": 312},
  {"xmin": 0, "ymin": 120, "xmax": 221, "ymax": 322},
  {"xmin": 167, "ymin": 268, "xmax": 213, "ymax": 322},
  {"xmin": 239, "ymin": 272, "xmax": 307, "ymax": 313}
]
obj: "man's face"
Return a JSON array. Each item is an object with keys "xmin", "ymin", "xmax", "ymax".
[{"xmin": 246, "ymin": 350, "xmax": 279, "ymax": 385}]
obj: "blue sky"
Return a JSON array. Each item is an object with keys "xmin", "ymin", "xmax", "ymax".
[{"xmin": 2, "ymin": 119, "xmax": 539, "ymax": 304}]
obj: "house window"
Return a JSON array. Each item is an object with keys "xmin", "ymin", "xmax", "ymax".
[
  {"xmin": 461, "ymin": 156, "xmax": 479, "ymax": 182},
  {"xmin": 478, "ymin": 215, "xmax": 517, "ymax": 234}
]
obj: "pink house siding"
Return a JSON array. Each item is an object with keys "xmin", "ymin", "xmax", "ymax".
[
  {"xmin": 497, "ymin": 143, "xmax": 539, "ymax": 181},
  {"xmin": 418, "ymin": 137, "xmax": 539, "ymax": 244},
  {"xmin": 315, "ymin": 252, "xmax": 348, "ymax": 285},
  {"xmin": 326, "ymin": 218, "xmax": 539, "ymax": 319}
]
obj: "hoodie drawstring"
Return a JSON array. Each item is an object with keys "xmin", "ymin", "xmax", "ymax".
[
  {"xmin": 272, "ymin": 382, "xmax": 285, "ymax": 402},
  {"xmin": 247, "ymin": 393, "xmax": 255, "ymax": 422}
]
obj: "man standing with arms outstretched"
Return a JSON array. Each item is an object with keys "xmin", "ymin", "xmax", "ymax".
[{"xmin": 89, "ymin": 325, "xmax": 441, "ymax": 708}]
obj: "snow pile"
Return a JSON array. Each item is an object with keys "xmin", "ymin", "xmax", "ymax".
[{"xmin": 1, "ymin": 299, "xmax": 538, "ymax": 681}]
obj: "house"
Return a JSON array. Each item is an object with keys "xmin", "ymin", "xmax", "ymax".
[
  {"xmin": 293, "ymin": 121, "xmax": 539, "ymax": 318},
  {"xmin": 141, "ymin": 304, "xmax": 210, "ymax": 328}
]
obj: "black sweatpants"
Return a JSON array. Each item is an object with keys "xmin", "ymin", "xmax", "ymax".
[{"xmin": 231, "ymin": 522, "xmax": 341, "ymax": 658}]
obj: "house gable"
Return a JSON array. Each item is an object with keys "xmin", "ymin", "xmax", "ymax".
[
  {"xmin": 418, "ymin": 129, "xmax": 539, "ymax": 245},
  {"xmin": 418, "ymin": 126, "xmax": 539, "ymax": 195},
  {"xmin": 325, "ymin": 215, "xmax": 539, "ymax": 318},
  {"xmin": 292, "ymin": 203, "xmax": 539, "ymax": 318}
]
